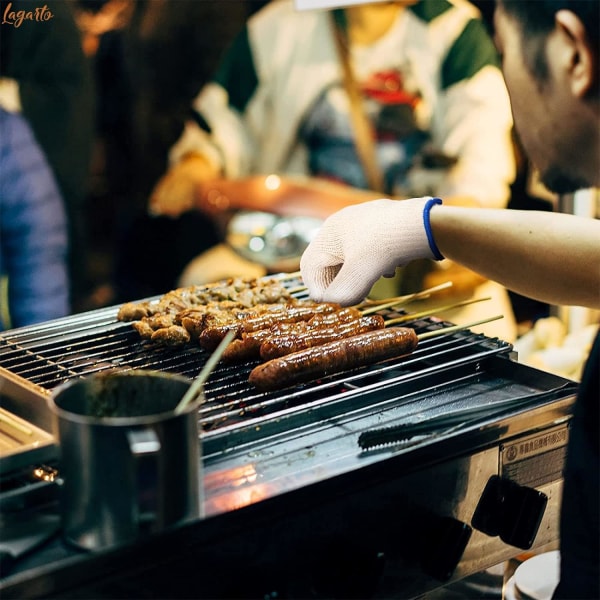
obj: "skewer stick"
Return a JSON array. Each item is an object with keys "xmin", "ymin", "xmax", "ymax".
[
  {"xmin": 277, "ymin": 270, "xmax": 302, "ymax": 281},
  {"xmin": 360, "ymin": 298, "xmax": 409, "ymax": 315},
  {"xmin": 384, "ymin": 296, "xmax": 492, "ymax": 326},
  {"xmin": 355, "ymin": 281, "xmax": 453, "ymax": 310},
  {"xmin": 283, "ymin": 279, "xmax": 453, "ymax": 304},
  {"xmin": 287, "ymin": 285, "xmax": 308, "ymax": 295},
  {"xmin": 175, "ymin": 329, "xmax": 237, "ymax": 415},
  {"xmin": 359, "ymin": 282, "xmax": 455, "ymax": 315},
  {"xmin": 287, "ymin": 281, "xmax": 454, "ymax": 311},
  {"xmin": 416, "ymin": 315, "xmax": 504, "ymax": 341}
]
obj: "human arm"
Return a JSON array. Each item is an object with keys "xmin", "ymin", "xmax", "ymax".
[
  {"xmin": 431, "ymin": 205, "xmax": 600, "ymax": 309},
  {"xmin": 149, "ymin": 22, "xmax": 261, "ymax": 217},
  {"xmin": 300, "ymin": 198, "xmax": 600, "ymax": 309},
  {"xmin": 149, "ymin": 2, "xmax": 339, "ymax": 218},
  {"xmin": 149, "ymin": 149, "xmax": 221, "ymax": 217}
]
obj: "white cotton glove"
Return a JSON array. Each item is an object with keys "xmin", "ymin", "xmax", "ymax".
[{"xmin": 300, "ymin": 197, "xmax": 444, "ymax": 305}]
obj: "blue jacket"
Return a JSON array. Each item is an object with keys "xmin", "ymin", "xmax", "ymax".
[{"xmin": 0, "ymin": 108, "xmax": 70, "ymax": 329}]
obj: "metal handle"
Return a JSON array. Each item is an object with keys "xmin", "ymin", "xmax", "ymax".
[{"xmin": 358, "ymin": 382, "xmax": 578, "ymax": 449}]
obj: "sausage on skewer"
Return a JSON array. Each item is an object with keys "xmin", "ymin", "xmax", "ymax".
[
  {"xmin": 199, "ymin": 302, "xmax": 340, "ymax": 350},
  {"xmin": 306, "ymin": 306, "xmax": 362, "ymax": 326},
  {"xmin": 248, "ymin": 316, "xmax": 503, "ymax": 391},
  {"xmin": 249, "ymin": 327, "xmax": 419, "ymax": 391},
  {"xmin": 222, "ymin": 310, "xmax": 371, "ymax": 362},
  {"xmin": 222, "ymin": 322, "xmax": 310, "ymax": 362},
  {"xmin": 259, "ymin": 315, "xmax": 386, "ymax": 361}
]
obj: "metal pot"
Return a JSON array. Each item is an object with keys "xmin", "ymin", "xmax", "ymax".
[{"xmin": 48, "ymin": 370, "xmax": 202, "ymax": 551}]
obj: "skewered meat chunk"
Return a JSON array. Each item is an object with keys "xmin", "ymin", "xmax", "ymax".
[
  {"xmin": 130, "ymin": 313, "xmax": 178, "ymax": 339},
  {"xmin": 249, "ymin": 327, "xmax": 419, "ymax": 391},
  {"xmin": 132, "ymin": 319, "xmax": 155, "ymax": 339},
  {"xmin": 119, "ymin": 276, "xmax": 300, "ymax": 346},
  {"xmin": 176, "ymin": 301, "xmax": 250, "ymax": 340},
  {"xmin": 150, "ymin": 325, "xmax": 191, "ymax": 346},
  {"xmin": 117, "ymin": 276, "xmax": 294, "ymax": 323},
  {"xmin": 117, "ymin": 301, "xmax": 154, "ymax": 321}
]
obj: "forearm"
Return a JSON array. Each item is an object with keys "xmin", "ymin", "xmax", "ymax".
[{"xmin": 431, "ymin": 206, "xmax": 600, "ymax": 308}]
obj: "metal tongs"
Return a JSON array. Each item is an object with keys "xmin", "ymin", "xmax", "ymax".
[{"xmin": 357, "ymin": 382, "xmax": 578, "ymax": 450}]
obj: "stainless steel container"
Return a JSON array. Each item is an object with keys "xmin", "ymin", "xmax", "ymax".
[{"xmin": 48, "ymin": 370, "xmax": 202, "ymax": 551}]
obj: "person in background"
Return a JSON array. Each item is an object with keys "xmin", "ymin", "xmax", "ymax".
[
  {"xmin": 300, "ymin": 0, "xmax": 599, "ymax": 597},
  {"xmin": 0, "ymin": 108, "xmax": 70, "ymax": 330},
  {"xmin": 0, "ymin": 0, "xmax": 95, "ymax": 313},
  {"xmin": 73, "ymin": 0, "xmax": 266, "ymax": 304},
  {"xmin": 149, "ymin": 0, "xmax": 518, "ymax": 340}
]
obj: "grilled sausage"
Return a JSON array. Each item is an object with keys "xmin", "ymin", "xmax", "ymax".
[
  {"xmin": 306, "ymin": 307, "xmax": 362, "ymax": 327},
  {"xmin": 222, "ymin": 322, "xmax": 306, "ymax": 362},
  {"xmin": 222, "ymin": 309, "xmax": 366, "ymax": 362},
  {"xmin": 198, "ymin": 303, "xmax": 299, "ymax": 350},
  {"xmin": 241, "ymin": 302, "xmax": 340, "ymax": 333},
  {"xmin": 199, "ymin": 302, "xmax": 340, "ymax": 350},
  {"xmin": 259, "ymin": 315, "xmax": 386, "ymax": 361},
  {"xmin": 248, "ymin": 327, "xmax": 419, "ymax": 391}
]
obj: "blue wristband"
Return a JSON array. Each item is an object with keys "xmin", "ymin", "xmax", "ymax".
[{"xmin": 423, "ymin": 197, "xmax": 444, "ymax": 260}]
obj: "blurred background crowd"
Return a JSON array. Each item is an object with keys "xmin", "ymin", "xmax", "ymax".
[{"xmin": 67, "ymin": 0, "xmax": 272, "ymax": 310}]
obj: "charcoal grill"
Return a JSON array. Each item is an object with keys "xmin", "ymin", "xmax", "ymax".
[{"xmin": 0, "ymin": 276, "xmax": 577, "ymax": 599}]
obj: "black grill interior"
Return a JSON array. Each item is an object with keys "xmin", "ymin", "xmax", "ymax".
[{"xmin": 0, "ymin": 294, "xmax": 512, "ymax": 434}]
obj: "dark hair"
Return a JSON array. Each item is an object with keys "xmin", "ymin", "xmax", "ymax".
[{"xmin": 499, "ymin": 0, "xmax": 599, "ymax": 81}]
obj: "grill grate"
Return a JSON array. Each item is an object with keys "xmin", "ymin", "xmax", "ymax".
[{"xmin": 0, "ymin": 297, "xmax": 512, "ymax": 432}]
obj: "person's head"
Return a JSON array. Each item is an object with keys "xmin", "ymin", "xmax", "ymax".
[{"xmin": 494, "ymin": 0, "xmax": 599, "ymax": 193}]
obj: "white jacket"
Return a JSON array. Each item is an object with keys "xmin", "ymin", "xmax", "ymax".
[{"xmin": 170, "ymin": 0, "xmax": 515, "ymax": 207}]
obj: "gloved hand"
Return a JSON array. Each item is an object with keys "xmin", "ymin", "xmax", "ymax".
[
  {"xmin": 300, "ymin": 197, "xmax": 444, "ymax": 305},
  {"xmin": 149, "ymin": 153, "xmax": 218, "ymax": 218}
]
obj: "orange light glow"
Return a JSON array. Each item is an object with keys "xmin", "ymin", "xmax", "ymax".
[
  {"xmin": 204, "ymin": 464, "xmax": 276, "ymax": 515},
  {"xmin": 264, "ymin": 174, "xmax": 282, "ymax": 191}
]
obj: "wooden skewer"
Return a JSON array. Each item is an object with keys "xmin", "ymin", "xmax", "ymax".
[
  {"xmin": 174, "ymin": 329, "xmax": 236, "ymax": 415},
  {"xmin": 284, "ymin": 282, "xmax": 456, "ymax": 313},
  {"xmin": 361, "ymin": 298, "xmax": 409, "ymax": 315},
  {"xmin": 287, "ymin": 285, "xmax": 308, "ymax": 295},
  {"xmin": 359, "ymin": 282, "xmax": 454, "ymax": 315},
  {"xmin": 287, "ymin": 280, "xmax": 453, "ymax": 303},
  {"xmin": 277, "ymin": 270, "xmax": 302, "ymax": 281},
  {"xmin": 384, "ymin": 296, "xmax": 492, "ymax": 327},
  {"xmin": 417, "ymin": 315, "xmax": 504, "ymax": 341},
  {"xmin": 355, "ymin": 281, "xmax": 453, "ymax": 310}
]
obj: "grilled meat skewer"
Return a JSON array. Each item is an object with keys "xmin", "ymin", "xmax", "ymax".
[
  {"xmin": 249, "ymin": 327, "xmax": 419, "ymax": 391},
  {"xmin": 117, "ymin": 276, "xmax": 293, "ymax": 321},
  {"xmin": 199, "ymin": 302, "xmax": 341, "ymax": 351},
  {"xmin": 249, "ymin": 316, "xmax": 503, "ymax": 391},
  {"xmin": 259, "ymin": 314, "xmax": 386, "ymax": 361},
  {"xmin": 222, "ymin": 308, "xmax": 368, "ymax": 362}
]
